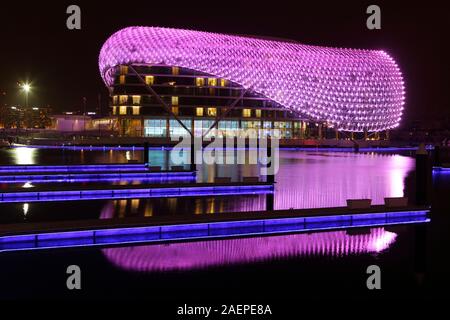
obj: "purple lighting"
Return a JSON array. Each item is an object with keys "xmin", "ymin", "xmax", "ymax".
[
  {"xmin": 102, "ymin": 228, "xmax": 397, "ymax": 272},
  {"xmin": 99, "ymin": 27, "xmax": 405, "ymax": 132},
  {"xmin": 0, "ymin": 171, "xmax": 195, "ymax": 184},
  {"xmin": 0, "ymin": 184, "xmax": 273, "ymax": 203},
  {"xmin": 0, "ymin": 164, "xmax": 146, "ymax": 173}
]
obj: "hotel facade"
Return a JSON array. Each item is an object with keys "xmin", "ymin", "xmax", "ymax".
[{"xmin": 99, "ymin": 27, "xmax": 404, "ymax": 142}]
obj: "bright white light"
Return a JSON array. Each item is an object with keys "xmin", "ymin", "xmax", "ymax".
[
  {"xmin": 22, "ymin": 83, "xmax": 31, "ymax": 93},
  {"xmin": 23, "ymin": 203, "xmax": 29, "ymax": 215},
  {"xmin": 22, "ymin": 182, "xmax": 34, "ymax": 189},
  {"xmin": 13, "ymin": 147, "xmax": 36, "ymax": 165}
]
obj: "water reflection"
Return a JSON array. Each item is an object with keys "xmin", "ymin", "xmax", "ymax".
[
  {"xmin": 0, "ymin": 147, "xmax": 416, "ymax": 219},
  {"xmin": 102, "ymin": 227, "xmax": 397, "ymax": 272},
  {"xmin": 11, "ymin": 147, "xmax": 37, "ymax": 165}
]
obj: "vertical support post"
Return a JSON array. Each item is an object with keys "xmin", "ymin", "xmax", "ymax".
[
  {"xmin": 266, "ymin": 193, "xmax": 274, "ymax": 211},
  {"xmin": 267, "ymin": 136, "xmax": 275, "ymax": 184},
  {"xmin": 190, "ymin": 140, "xmax": 195, "ymax": 172},
  {"xmin": 434, "ymin": 145, "xmax": 441, "ymax": 167},
  {"xmin": 415, "ymin": 144, "xmax": 429, "ymax": 205},
  {"xmin": 143, "ymin": 142, "xmax": 149, "ymax": 166}
]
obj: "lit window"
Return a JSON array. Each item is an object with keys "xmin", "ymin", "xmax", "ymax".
[
  {"xmin": 171, "ymin": 96, "xmax": 179, "ymax": 105},
  {"xmin": 207, "ymin": 107, "xmax": 217, "ymax": 117},
  {"xmin": 172, "ymin": 66, "xmax": 179, "ymax": 75},
  {"xmin": 172, "ymin": 106, "xmax": 179, "ymax": 115},
  {"xmin": 196, "ymin": 107, "xmax": 204, "ymax": 116},
  {"xmin": 220, "ymin": 79, "xmax": 227, "ymax": 87},
  {"xmin": 120, "ymin": 65, "xmax": 128, "ymax": 75},
  {"xmin": 208, "ymin": 78, "xmax": 217, "ymax": 86},
  {"xmin": 119, "ymin": 106, "xmax": 127, "ymax": 115},
  {"xmin": 145, "ymin": 75, "xmax": 154, "ymax": 85},
  {"xmin": 132, "ymin": 106, "xmax": 140, "ymax": 115},
  {"xmin": 112, "ymin": 106, "xmax": 117, "ymax": 115},
  {"xmin": 242, "ymin": 109, "xmax": 251, "ymax": 117},
  {"xmin": 119, "ymin": 75, "xmax": 126, "ymax": 84},
  {"xmin": 196, "ymin": 78, "xmax": 205, "ymax": 86},
  {"xmin": 132, "ymin": 95, "xmax": 141, "ymax": 105},
  {"xmin": 112, "ymin": 96, "xmax": 118, "ymax": 104},
  {"xmin": 255, "ymin": 109, "xmax": 261, "ymax": 117},
  {"xmin": 119, "ymin": 95, "xmax": 128, "ymax": 104}
]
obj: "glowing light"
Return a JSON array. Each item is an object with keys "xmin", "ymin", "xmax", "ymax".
[
  {"xmin": 22, "ymin": 182, "xmax": 34, "ymax": 189},
  {"xmin": 23, "ymin": 203, "xmax": 29, "ymax": 216},
  {"xmin": 21, "ymin": 83, "xmax": 31, "ymax": 93},
  {"xmin": 99, "ymin": 27, "xmax": 405, "ymax": 132},
  {"xmin": 102, "ymin": 228, "xmax": 398, "ymax": 272},
  {"xmin": 13, "ymin": 147, "xmax": 36, "ymax": 165}
]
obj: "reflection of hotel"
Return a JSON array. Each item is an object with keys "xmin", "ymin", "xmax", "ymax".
[{"xmin": 99, "ymin": 27, "xmax": 404, "ymax": 141}]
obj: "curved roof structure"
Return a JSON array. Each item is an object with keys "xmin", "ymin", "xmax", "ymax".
[{"xmin": 99, "ymin": 26, "xmax": 405, "ymax": 132}]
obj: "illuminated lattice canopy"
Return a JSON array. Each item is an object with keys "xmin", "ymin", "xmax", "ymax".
[{"xmin": 99, "ymin": 26, "xmax": 405, "ymax": 132}]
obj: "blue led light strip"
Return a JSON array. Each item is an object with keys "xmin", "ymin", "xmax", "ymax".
[
  {"xmin": 433, "ymin": 166, "xmax": 450, "ymax": 172},
  {"xmin": 0, "ymin": 185, "xmax": 273, "ymax": 203},
  {"xmin": 0, "ymin": 171, "xmax": 196, "ymax": 184},
  {"xmin": 10, "ymin": 144, "xmax": 431, "ymax": 152},
  {"xmin": 0, "ymin": 210, "xmax": 430, "ymax": 252},
  {"xmin": 0, "ymin": 163, "xmax": 146, "ymax": 173}
]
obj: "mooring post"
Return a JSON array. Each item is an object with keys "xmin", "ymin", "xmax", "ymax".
[
  {"xmin": 415, "ymin": 143, "xmax": 429, "ymax": 205},
  {"xmin": 434, "ymin": 145, "xmax": 441, "ymax": 167},
  {"xmin": 266, "ymin": 193, "xmax": 274, "ymax": 211},
  {"xmin": 143, "ymin": 142, "xmax": 149, "ymax": 167}
]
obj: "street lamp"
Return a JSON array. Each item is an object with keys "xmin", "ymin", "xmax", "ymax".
[{"xmin": 19, "ymin": 82, "xmax": 31, "ymax": 107}]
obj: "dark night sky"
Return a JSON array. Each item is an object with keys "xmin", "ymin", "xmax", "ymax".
[{"xmin": 0, "ymin": 0, "xmax": 449, "ymax": 126}]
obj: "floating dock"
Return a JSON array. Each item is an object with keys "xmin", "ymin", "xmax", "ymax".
[{"xmin": 0, "ymin": 205, "xmax": 430, "ymax": 252}]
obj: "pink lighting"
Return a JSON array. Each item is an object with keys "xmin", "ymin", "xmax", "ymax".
[
  {"xmin": 99, "ymin": 26, "xmax": 405, "ymax": 132},
  {"xmin": 102, "ymin": 228, "xmax": 397, "ymax": 272}
]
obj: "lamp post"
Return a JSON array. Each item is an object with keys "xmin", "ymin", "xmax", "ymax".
[{"xmin": 20, "ymin": 83, "xmax": 31, "ymax": 107}]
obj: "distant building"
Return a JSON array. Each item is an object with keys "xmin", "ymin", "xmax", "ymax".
[{"xmin": 0, "ymin": 105, "xmax": 52, "ymax": 129}]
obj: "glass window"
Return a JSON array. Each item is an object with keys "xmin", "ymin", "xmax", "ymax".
[
  {"xmin": 172, "ymin": 106, "xmax": 179, "ymax": 115},
  {"xmin": 196, "ymin": 107, "xmax": 204, "ymax": 116},
  {"xmin": 255, "ymin": 109, "xmax": 262, "ymax": 117},
  {"xmin": 112, "ymin": 96, "xmax": 118, "ymax": 104},
  {"xmin": 132, "ymin": 106, "xmax": 140, "ymax": 115},
  {"xmin": 169, "ymin": 119, "xmax": 191, "ymax": 138},
  {"xmin": 208, "ymin": 78, "xmax": 217, "ymax": 86},
  {"xmin": 132, "ymin": 95, "xmax": 141, "ymax": 105},
  {"xmin": 112, "ymin": 106, "xmax": 117, "ymax": 115},
  {"xmin": 242, "ymin": 109, "xmax": 251, "ymax": 117},
  {"xmin": 171, "ymin": 96, "xmax": 179, "ymax": 105},
  {"xmin": 196, "ymin": 78, "xmax": 205, "ymax": 86},
  {"xmin": 119, "ymin": 106, "xmax": 127, "ymax": 115},
  {"xmin": 172, "ymin": 66, "xmax": 179, "ymax": 75},
  {"xmin": 119, "ymin": 75, "xmax": 126, "ymax": 84},
  {"xmin": 194, "ymin": 119, "xmax": 215, "ymax": 138},
  {"xmin": 145, "ymin": 75, "xmax": 154, "ymax": 85},
  {"xmin": 207, "ymin": 107, "xmax": 217, "ymax": 117},
  {"xmin": 220, "ymin": 79, "xmax": 227, "ymax": 87},
  {"xmin": 120, "ymin": 65, "xmax": 128, "ymax": 75},
  {"xmin": 144, "ymin": 119, "xmax": 166, "ymax": 137},
  {"xmin": 119, "ymin": 95, "xmax": 128, "ymax": 104}
]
